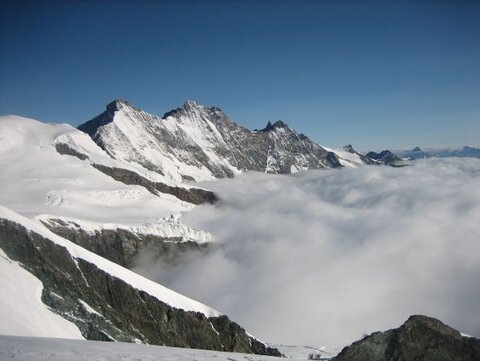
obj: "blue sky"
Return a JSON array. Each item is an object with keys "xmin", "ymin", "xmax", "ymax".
[{"xmin": 0, "ymin": 0, "xmax": 479, "ymax": 150}]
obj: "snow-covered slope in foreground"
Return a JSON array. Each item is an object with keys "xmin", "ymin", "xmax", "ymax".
[
  {"xmin": 0, "ymin": 249, "xmax": 83, "ymax": 339},
  {"xmin": 0, "ymin": 335, "xmax": 290, "ymax": 361}
]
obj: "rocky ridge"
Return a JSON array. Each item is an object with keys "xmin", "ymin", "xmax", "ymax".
[
  {"xmin": 78, "ymin": 100, "xmax": 343, "ymax": 183},
  {"xmin": 0, "ymin": 216, "xmax": 281, "ymax": 356},
  {"xmin": 39, "ymin": 216, "xmax": 210, "ymax": 269},
  {"xmin": 366, "ymin": 150, "xmax": 402, "ymax": 165}
]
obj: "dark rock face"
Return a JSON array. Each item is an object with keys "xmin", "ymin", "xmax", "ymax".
[
  {"xmin": 40, "ymin": 218, "xmax": 208, "ymax": 269},
  {"xmin": 366, "ymin": 150, "xmax": 402, "ymax": 165},
  {"xmin": 55, "ymin": 143, "xmax": 89, "ymax": 160},
  {"xmin": 0, "ymin": 218, "xmax": 281, "ymax": 356},
  {"xmin": 333, "ymin": 315, "xmax": 480, "ymax": 361},
  {"xmin": 91, "ymin": 163, "xmax": 218, "ymax": 205},
  {"xmin": 78, "ymin": 100, "xmax": 342, "ymax": 182}
]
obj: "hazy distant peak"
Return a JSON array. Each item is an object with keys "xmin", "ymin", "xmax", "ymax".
[{"xmin": 343, "ymin": 144, "xmax": 355, "ymax": 153}]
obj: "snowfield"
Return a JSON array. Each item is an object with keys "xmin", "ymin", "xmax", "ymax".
[
  {"xmin": 0, "ymin": 249, "xmax": 83, "ymax": 339},
  {"xmin": 0, "ymin": 115, "xmax": 209, "ymax": 239},
  {"xmin": 0, "ymin": 335, "xmax": 296, "ymax": 361}
]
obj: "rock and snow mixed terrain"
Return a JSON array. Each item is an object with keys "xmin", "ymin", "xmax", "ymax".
[
  {"xmin": 2, "ymin": 315, "xmax": 479, "ymax": 361},
  {"xmin": 78, "ymin": 100, "xmax": 378, "ymax": 183},
  {"xmin": 333, "ymin": 315, "xmax": 480, "ymax": 361},
  {"xmin": 0, "ymin": 249, "xmax": 83, "ymax": 340},
  {"xmin": 1, "ymin": 99, "xmax": 479, "ymax": 359},
  {"xmin": 0, "ymin": 113, "xmax": 281, "ymax": 355}
]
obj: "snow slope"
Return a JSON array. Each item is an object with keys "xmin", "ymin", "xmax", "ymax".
[
  {"xmin": 323, "ymin": 146, "xmax": 364, "ymax": 168},
  {"xmin": 0, "ymin": 335, "xmax": 292, "ymax": 361},
  {"xmin": 0, "ymin": 249, "xmax": 83, "ymax": 339},
  {"xmin": 0, "ymin": 115, "xmax": 209, "ymax": 242}
]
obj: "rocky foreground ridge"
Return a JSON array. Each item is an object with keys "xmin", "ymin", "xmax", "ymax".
[
  {"xmin": 332, "ymin": 315, "xmax": 480, "ymax": 361},
  {"xmin": 0, "ymin": 216, "xmax": 281, "ymax": 356}
]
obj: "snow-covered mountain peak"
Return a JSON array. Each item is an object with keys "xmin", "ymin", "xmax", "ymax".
[
  {"xmin": 106, "ymin": 99, "xmax": 135, "ymax": 112},
  {"xmin": 184, "ymin": 99, "xmax": 200, "ymax": 108},
  {"xmin": 77, "ymin": 99, "xmax": 389, "ymax": 181}
]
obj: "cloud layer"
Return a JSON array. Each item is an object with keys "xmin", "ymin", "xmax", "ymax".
[{"xmin": 133, "ymin": 158, "xmax": 480, "ymax": 351}]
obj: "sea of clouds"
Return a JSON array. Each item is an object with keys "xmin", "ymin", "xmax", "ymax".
[{"xmin": 133, "ymin": 158, "xmax": 480, "ymax": 351}]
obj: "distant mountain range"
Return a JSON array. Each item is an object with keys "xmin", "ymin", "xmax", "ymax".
[{"xmin": 395, "ymin": 145, "xmax": 480, "ymax": 160}]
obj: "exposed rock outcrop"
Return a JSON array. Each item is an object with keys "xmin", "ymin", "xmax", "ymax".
[
  {"xmin": 40, "ymin": 217, "xmax": 209, "ymax": 268},
  {"xmin": 333, "ymin": 315, "xmax": 480, "ymax": 361},
  {"xmin": 91, "ymin": 163, "xmax": 218, "ymax": 205}
]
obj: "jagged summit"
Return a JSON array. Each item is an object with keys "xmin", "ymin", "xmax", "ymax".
[
  {"xmin": 163, "ymin": 99, "xmax": 222, "ymax": 119},
  {"xmin": 261, "ymin": 120, "xmax": 289, "ymax": 132}
]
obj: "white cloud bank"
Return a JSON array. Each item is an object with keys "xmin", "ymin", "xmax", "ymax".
[{"xmin": 133, "ymin": 158, "xmax": 480, "ymax": 351}]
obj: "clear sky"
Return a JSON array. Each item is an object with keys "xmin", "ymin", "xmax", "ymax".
[{"xmin": 1, "ymin": 0, "xmax": 479, "ymax": 150}]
